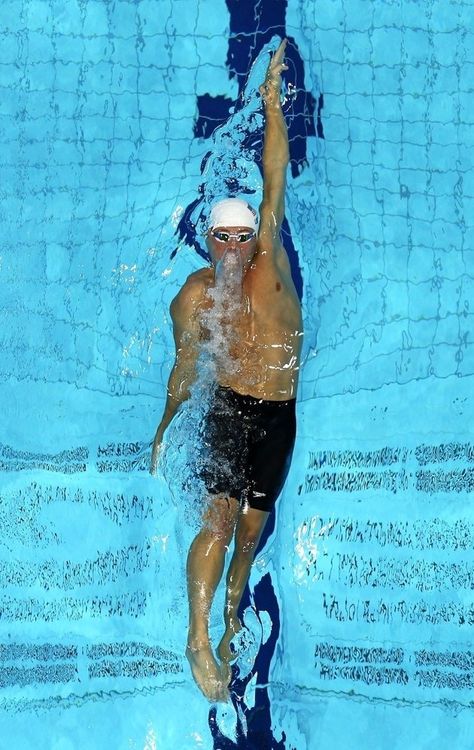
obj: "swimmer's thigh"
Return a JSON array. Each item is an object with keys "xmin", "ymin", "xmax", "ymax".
[{"xmin": 247, "ymin": 404, "xmax": 296, "ymax": 512}]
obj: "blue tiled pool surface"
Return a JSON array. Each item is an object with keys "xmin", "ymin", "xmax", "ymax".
[{"xmin": 1, "ymin": 1, "xmax": 473, "ymax": 748}]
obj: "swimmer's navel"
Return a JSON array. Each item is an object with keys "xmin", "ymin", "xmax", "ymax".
[{"xmin": 276, "ymin": 282, "xmax": 281, "ymax": 292}]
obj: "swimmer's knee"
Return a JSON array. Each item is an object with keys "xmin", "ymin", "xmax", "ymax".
[
  {"xmin": 234, "ymin": 528, "xmax": 261, "ymax": 554},
  {"xmin": 208, "ymin": 524, "xmax": 234, "ymax": 546},
  {"xmin": 201, "ymin": 495, "xmax": 239, "ymax": 538},
  {"xmin": 234, "ymin": 509, "xmax": 269, "ymax": 553}
]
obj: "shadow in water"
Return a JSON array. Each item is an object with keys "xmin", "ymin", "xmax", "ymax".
[{"xmin": 208, "ymin": 516, "xmax": 290, "ymax": 749}]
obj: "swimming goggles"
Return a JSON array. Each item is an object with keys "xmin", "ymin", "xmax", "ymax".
[{"xmin": 211, "ymin": 230, "xmax": 256, "ymax": 243}]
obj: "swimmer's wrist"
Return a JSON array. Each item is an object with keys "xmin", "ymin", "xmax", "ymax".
[
  {"xmin": 263, "ymin": 98, "xmax": 285, "ymax": 114},
  {"xmin": 260, "ymin": 88, "xmax": 278, "ymax": 107}
]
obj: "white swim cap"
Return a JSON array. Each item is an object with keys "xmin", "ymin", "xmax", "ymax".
[{"xmin": 208, "ymin": 198, "xmax": 259, "ymax": 231}]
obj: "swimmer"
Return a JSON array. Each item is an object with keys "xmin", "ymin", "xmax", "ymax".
[{"xmin": 151, "ymin": 39, "xmax": 303, "ymax": 703}]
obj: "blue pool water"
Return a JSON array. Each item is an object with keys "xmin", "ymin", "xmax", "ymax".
[{"xmin": 1, "ymin": 1, "xmax": 473, "ymax": 748}]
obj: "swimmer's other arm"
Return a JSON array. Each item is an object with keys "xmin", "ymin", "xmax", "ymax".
[{"xmin": 150, "ymin": 288, "xmax": 201, "ymax": 475}]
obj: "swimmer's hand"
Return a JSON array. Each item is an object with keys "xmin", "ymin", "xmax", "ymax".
[
  {"xmin": 150, "ymin": 431, "xmax": 163, "ymax": 476},
  {"xmin": 259, "ymin": 38, "xmax": 289, "ymax": 108}
]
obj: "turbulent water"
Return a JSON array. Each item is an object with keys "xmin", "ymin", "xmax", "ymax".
[
  {"xmin": 159, "ymin": 248, "xmax": 246, "ymax": 527},
  {"xmin": 190, "ymin": 37, "xmax": 288, "ymax": 236}
]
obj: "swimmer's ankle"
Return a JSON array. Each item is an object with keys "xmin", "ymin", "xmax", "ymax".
[{"xmin": 223, "ymin": 612, "xmax": 242, "ymax": 633}]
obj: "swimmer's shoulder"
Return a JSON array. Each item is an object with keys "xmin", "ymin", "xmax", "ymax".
[{"xmin": 170, "ymin": 267, "xmax": 214, "ymax": 321}]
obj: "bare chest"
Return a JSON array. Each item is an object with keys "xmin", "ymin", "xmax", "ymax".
[{"xmin": 199, "ymin": 284, "xmax": 300, "ymax": 369}]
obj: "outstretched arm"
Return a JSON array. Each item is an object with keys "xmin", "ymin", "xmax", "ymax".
[{"xmin": 258, "ymin": 39, "xmax": 289, "ymax": 249}]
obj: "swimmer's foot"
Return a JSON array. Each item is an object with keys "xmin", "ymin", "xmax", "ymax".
[
  {"xmin": 186, "ymin": 639, "xmax": 230, "ymax": 703},
  {"xmin": 217, "ymin": 618, "xmax": 243, "ymax": 664}
]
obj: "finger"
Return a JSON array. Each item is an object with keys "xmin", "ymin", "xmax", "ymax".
[
  {"xmin": 269, "ymin": 55, "xmax": 287, "ymax": 77},
  {"xmin": 272, "ymin": 38, "xmax": 288, "ymax": 64}
]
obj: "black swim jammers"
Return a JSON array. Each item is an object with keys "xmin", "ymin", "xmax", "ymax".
[{"xmin": 199, "ymin": 385, "xmax": 296, "ymax": 513}]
